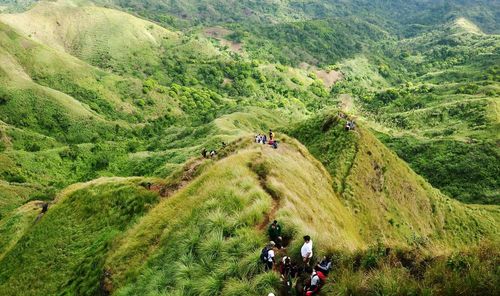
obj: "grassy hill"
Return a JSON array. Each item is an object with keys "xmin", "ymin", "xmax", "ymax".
[
  {"xmin": 0, "ymin": 1, "xmax": 498, "ymax": 295},
  {"xmin": 0, "ymin": 112, "xmax": 498, "ymax": 295},
  {"xmin": 352, "ymin": 20, "xmax": 500, "ymax": 204},
  {"xmin": 0, "ymin": 0, "xmax": 333, "ymax": 199},
  {"xmin": 0, "ymin": 0, "xmax": 182, "ymax": 75}
]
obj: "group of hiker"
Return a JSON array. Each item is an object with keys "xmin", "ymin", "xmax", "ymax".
[
  {"xmin": 201, "ymin": 142, "xmax": 227, "ymax": 159},
  {"xmin": 345, "ymin": 120, "xmax": 356, "ymax": 131},
  {"xmin": 261, "ymin": 220, "xmax": 332, "ymax": 296},
  {"xmin": 201, "ymin": 148, "xmax": 217, "ymax": 158},
  {"xmin": 255, "ymin": 129, "xmax": 278, "ymax": 149},
  {"xmin": 339, "ymin": 111, "xmax": 356, "ymax": 131}
]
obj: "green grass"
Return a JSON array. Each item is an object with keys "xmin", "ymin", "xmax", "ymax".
[
  {"xmin": 0, "ymin": 111, "xmax": 498, "ymax": 295},
  {"xmin": 0, "ymin": 1, "xmax": 499, "ymax": 295},
  {"xmin": 108, "ymin": 148, "xmax": 278, "ymax": 295},
  {"xmin": 0, "ymin": 179, "xmax": 160, "ymax": 296},
  {"xmin": 288, "ymin": 111, "xmax": 499, "ymax": 249},
  {"xmin": 322, "ymin": 241, "xmax": 500, "ymax": 296},
  {"xmin": 0, "ymin": 201, "xmax": 39, "ymax": 261}
]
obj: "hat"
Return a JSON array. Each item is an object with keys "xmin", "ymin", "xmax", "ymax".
[
  {"xmin": 269, "ymin": 241, "xmax": 276, "ymax": 246},
  {"xmin": 268, "ymin": 294, "xmax": 276, "ymax": 296}
]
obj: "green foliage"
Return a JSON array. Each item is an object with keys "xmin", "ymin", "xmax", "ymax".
[
  {"xmin": 0, "ymin": 1, "xmax": 499, "ymax": 295},
  {"xmin": 32, "ymin": 73, "xmax": 121, "ymax": 120},
  {"xmin": 239, "ymin": 18, "xmax": 387, "ymax": 67},
  {"xmin": 0, "ymin": 182, "xmax": 160, "ymax": 296},
  {"xmin": 380, "ymin": 136, "xmax": 500, "ymax": 204},
  {"xmin": 323, "ymin": 242, "xmax": 500, "ymax": 296}
]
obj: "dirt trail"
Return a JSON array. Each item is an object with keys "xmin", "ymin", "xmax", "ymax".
[
  {"xmin": 258, "ymin": 195, "xmax": 280, "ymax": 230},
  {"xmin": 148, "ymin": 158, "xmax": 206, "ymax": 197},
  {"xmin": 203, "ymin": 26, "xmax": 244, "ymax": 54},
  {"xmin": 147, "ymin": 138, "xmax": 251, "ymax": 198},
  {"xmin": 253, "ymin": 147, "xmax": 284, "ymax": 231}
]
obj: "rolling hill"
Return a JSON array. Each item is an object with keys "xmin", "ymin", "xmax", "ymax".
[
  {"xmin": 0, "ymin": 111, "xmax": 498, "ymax": 295},
  {"xmin": 0, "ymin": 0, "xmax": 498, "ymax": 295}
]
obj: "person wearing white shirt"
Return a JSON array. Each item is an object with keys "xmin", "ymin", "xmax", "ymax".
[
  {"xmin": 266, "ymin": 247, "xmax": 275, "ymax": 271},
  {"xmin": 301, "ymin": 235, "xmax": 313, "ymax": 265}
]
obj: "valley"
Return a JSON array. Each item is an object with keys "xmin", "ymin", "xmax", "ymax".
[{"xmin": 0, "ymin": 0, "xmax": 498, "ymax": 295}]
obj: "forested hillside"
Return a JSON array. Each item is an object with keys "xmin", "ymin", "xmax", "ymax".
[{"xmin": 0, "ymin": 0, "xmax": 498, "ymax": 295}]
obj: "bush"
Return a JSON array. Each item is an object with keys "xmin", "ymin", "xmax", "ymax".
[
  {"xmin": 93, "ymin": 157, "xmax": 110, "ymax": 170},
  {"xmin": 25, "ymin": 143, "xmax": 41, "ymax": 152},
  {"xmin": 3, "ymin": 171, "xmax": 26, "ymax": 183}
]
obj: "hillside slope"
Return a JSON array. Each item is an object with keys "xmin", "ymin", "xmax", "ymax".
[
  {"xmin": 0, "ymin": 1, "xmax": 498, "ymax": 295},
  {"xmin": 0, "ymin": 0, "xmax": 181, "ymax": 74},
  {"xmin": 288, "ymin": 112, "xmax": 499, "ymax": 248},
  {"xmin": 0, "ymin": 112, "xmax": 497, "ymax": 295}
]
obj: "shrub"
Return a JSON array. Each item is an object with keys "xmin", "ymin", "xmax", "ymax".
[
  {"xmin": 25, "ymin": 143, "xmax": 41, "ymax": 152},
  {"xmin": 3, "ymin": 171, "xmax": 26, "ymax": 183}
]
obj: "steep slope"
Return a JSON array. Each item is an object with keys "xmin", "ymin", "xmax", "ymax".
[
  {"xmin": 0, "ymin": 1, "xmax": 498, "ymax": 295},
  {"xmin": 0, "ymin": 113, "xmax": 497, "ymax": 295},
  {"xmin": 0, "ymin": 0, "xmax": 181, "ymax": 74},
  {"xmin": 370, "ymin": 20, "xmax": 499, "ymax": 204},
  {"xmin": 288, "ymin": 112, "xmax": 499, "ymax": 249},
  {"xmin": 0, "ymin": 177, "xmax": 161, "ymax": 296}
]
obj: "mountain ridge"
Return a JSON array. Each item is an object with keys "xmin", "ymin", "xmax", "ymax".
[{"xmin": 0, "ymin": 1, "xmax": 498, "ymax": 295}]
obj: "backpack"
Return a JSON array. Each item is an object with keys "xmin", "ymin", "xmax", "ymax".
[
  {"xmin": 315, "ymin": 271, "xmax": 327, "ymax": 287},
  {"xmin": 260, "ymin": 247, "xmax": 269, "ymax": 263}
]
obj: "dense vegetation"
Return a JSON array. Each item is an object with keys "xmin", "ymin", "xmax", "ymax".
[{"xmin": 0, "ymin": 0, "xmax": 498, "ymax": 295}]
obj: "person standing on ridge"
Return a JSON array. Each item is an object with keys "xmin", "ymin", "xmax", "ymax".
[
  {"xmin": 41, "ymin": 202, "xmax": 48, "ymax": 214},
  {"xmin": 280, "ymin": 256, "xmax": 297, "ymax": 295},
  {"xmin": 261, "ymin": 241, "xmax": 276, "ymax": 271},
  {"xmin": 268, "ymin": 220, "xmax": 282, "ymax": 243},
  {"xmin": 266, "ymin": 245, "xmax": 276, "ymax": 271},
  {"xmin": 269, "ymin": 129, "xmax": 274, "ymax": 141},
  {"xmin": 301, "ymin": 235, "xmax": 313, "ymax": 266}
]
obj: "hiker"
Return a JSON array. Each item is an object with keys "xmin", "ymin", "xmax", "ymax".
[
  {"xmin": 272, "ymin": 141, "xmax": 278, "ymax": 149},
  {"xmin": 210, "ymin": 150, "xmax": 217, "ymax": 158},
  {"xmin": 263, "ymin": 134, "xmax": 267, "ymax": 144},
  {"xmin": 316, "ymin": 256, "xmax": 332, "ymax": 275},
  {"xmin": 201, "ymin": 148, "xmax": 207, "ymax": 158},
  {"xmin": 41, "ymin": 202, "xmax": 48, "ymax": 214},
  {"xmin": 301, "ymin": 235, "xmax": 313, "ymax": 266},
  {"xmin": 280, "ymin": 256, "xmax": 297, "ymax": 295},
  {"xmin": 275, "ymin": 235, "xmax": 283, "ymax": 249},
  {"xmin": 268, "ymin": 220, "xmax": 282, "ymax": 242},
  {"xmin": 269, "ymin": 129, "xmax": 274, "ymax": 141},
  {"xmin": 255, "ymin": 135, "xmax": 260, "ymax": 143},
  {"xmin": 261, "ymin": 241, "xmax": 276, "ymax": 271},
  {"xmin": 345, "ymin": 121, "xmax": 356, "ymax": 131},
  {"xmin": 345, "ymin": 121, "xmax": 351, "ymax": 131},
  {"xmin": 304, "ymin": 268, "xmax": 326, "ymax": 296},
  {"xmin": 280, "ymin": 256, "xmax": 298, "ymax": 281},
  {"xmin": 266, "ymin": 244, "xmax": 276, "ymax": 271}
]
